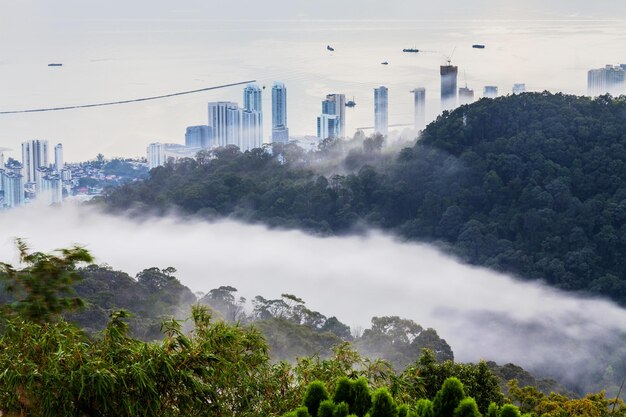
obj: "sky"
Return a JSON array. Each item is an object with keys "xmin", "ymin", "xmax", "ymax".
[{"xmin": 0, "ymin": 1, "xmax": 625, "ymax": 161}]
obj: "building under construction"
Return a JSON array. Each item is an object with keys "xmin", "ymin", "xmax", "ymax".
[{"xmin": 440, "ymin": 65, "xmax": 458, "ymax": 111}]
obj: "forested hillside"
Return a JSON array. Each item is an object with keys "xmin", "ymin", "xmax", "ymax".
[
  {"xmin": 68, "ymin": 265, "xmax": 453, "ymax": 370},
  {"xmin": 102, "ymin": 93, "xmax": 626, "ymax": 305}
]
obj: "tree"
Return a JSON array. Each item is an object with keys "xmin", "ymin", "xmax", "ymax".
[
  {"xmin": 415, "ymin": 398, "xmax": 435, "ymax": 417},
  {"xmin": 351, "ymin": 377, "xmax": 372, "ymax": 417},
  {"xmin": 318, "ymin": 400, "xmax": 336, "ymax": 417},
  {"xmin": 485, "ymin": 402, "xmax": 499, "ymax": 417},
  {"xmin": 322, "ymin": 316, "xmax": 353, "ymax": 339},
  {"xmin": 333, "ymin": 377, "xmax": 354, "ymax": 407},
  {"xmin": 200, "ymin": 285, "xmax": 246, "ymax": 321},
  {"xmin": 370, "ymin": 387, "xmax": 398, "ymax": 417},
  {"xmin": 0, "ymin": 239, "xmax": 93, "ymax": 323},
  {"xmin": 433, "ymin": 378, "xmax": 467, "ymax": 417},
  {"xmin": 498, "ymin": 404, "xmax": 521, "ymax": 417},
  {"xmin": 334, "ymin": 402, "xmax": 350, "ymax": 417},
  {"xmin": 454, "ymin": 398, "xmax": 481, "ymax": 417},
  {"xmin": 398, "ymin": 404, "xmax": 410, "ymax": 417},
  {"xmin": 303, "ymin": 381, "xmax": 330, "ymax": 417}
]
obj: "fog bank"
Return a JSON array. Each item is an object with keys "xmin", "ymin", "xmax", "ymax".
[{"xmin": 1, "ymin": 203, "xmax": 625, "ymax": 386}]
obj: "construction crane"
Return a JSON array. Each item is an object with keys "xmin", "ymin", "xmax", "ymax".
[{"xmin": 443, "ymin": 46, "xmax": 457, "ymax": 65}]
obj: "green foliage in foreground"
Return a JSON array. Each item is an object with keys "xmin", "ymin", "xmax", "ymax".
[
  {"xmin": 0, "ymin": 239, "xmax": 93, "ymax": 323},
  {"xmin": 2, "ymin": 242, "xmax": 626, "ymax": 417},
  {"xmin": 433, "ymin": 377, "xmax": 466, "ymax": 417},
  {"xmin": 304, "ymin": 381, "xmax": 330, "ymax": 417},
  {"xmin": 0, "ymin": 307, "xmax": 274, "ymax": 417}
]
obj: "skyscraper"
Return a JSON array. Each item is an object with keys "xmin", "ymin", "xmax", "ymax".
[
  {"xmin": 412, "ymin": 88, "xmax": 426, "ymax": 131},
  {"xmin": 243, "ymin": 84, "xmax": 263, "ymax": 112},
  {"xmin": 587, "ymin": 65, "xmax": 625, "ymax": 96},
  {"xmin": 241, "ymin": 109, "xmax": 263, "ymax": 151},
  {"xmin": 0, "ymin": 151, "xmax": 4, "ymax": 170},
  {"xmin": 21, "ymin": 139, "xmax": 49, "ymax": 183},
  {"xmin": 512, "ymin": 83, "xmax": 526, "ymax": 94},
  {"xmin": 242, "ymin": 84, "xmax": 263, "ymax": 150},
  {"xmin": 440, "ymin": 65, "xmax": 458, "ymax": 111},
  {"xmin": 1, "ymin": 171, "xmax": 24, "ymax": 208},
  {"xmin": 317, "ymin": 114, "xmax": 339, "ymax": 140},
  {"xmin": 35, "ymin": 166, "xmax": 53, "ymax": 193},
  {"xmin": 483, "ymin": 86, "xmax": 498, "ymax": 98},
  {"xmin": 321, "ymin": 94, "xmax": 346, "ymax": 137},
  {"xmin": 147, "ymin": 143, "xmax": 165, "ymax": 169},
  {"xmin": 374, "ymin": 86, "xmax": 389, "ymax": 135},
  {"xmin": 54, "ymin": 143, "xmax": 63, "ymax": 172},
  {"xmin": 272, "ymin": 82, "xmax": 289, "ymax": 144},
  {"xmin": 459, "ymin": 86, "xmax": 475, "ymax": 105},
  {"xmin": 208, "ymin": 102, "xmax": 240, "ymax": 148},
  {"xmin": 41, "ymin": 172, "xmax": 63, "ymax": 205},
  {"xmin": 185, "ymin": 125, "xmax": 212, "ymax": 148}
]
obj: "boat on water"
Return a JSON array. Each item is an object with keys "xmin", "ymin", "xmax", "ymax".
[
  {"xmin": 326, "ymin": 45, "xmax": 335, "ymax": 52},
  {"xmin": 403, "ymin": 48, "xmax": 420, "ymax": 53},
  {"xmin": 48, "ymin": 63, "xmax": 63, "ymax": 67},
  {"xmin": 381, "ymin": 61, "xmax": 389, "ymax": 65},
  {"xmin": 472, "ymin": 44, "xmax": 486, "ymax": 49}
]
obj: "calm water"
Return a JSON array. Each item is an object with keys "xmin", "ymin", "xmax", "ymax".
[{"xmin": 1, "ymin": 18, "xmax": 625, "ymax": 160}]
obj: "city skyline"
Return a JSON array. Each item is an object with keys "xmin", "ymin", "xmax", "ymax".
[{"xmin": 1, "ymin": 1, "xmax": 626, "ymax": 161}]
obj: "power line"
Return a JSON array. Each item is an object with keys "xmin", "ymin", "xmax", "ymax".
[{"xmin": 0, "ymin": 80, "xmax": 256, "ymax": 115}]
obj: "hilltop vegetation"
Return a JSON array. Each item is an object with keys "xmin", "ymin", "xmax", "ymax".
[
  {"xmin": 102, "ymin": 93, "xmax": 626, "ymax": 306},
  {"xmin": 67, "ymin": 265, "xmax": 453, "ymax": 370}
]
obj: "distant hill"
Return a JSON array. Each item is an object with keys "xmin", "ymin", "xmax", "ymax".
[{"xmin": 102, "ymin": 93, "xmax": 626, "ymax": 305}]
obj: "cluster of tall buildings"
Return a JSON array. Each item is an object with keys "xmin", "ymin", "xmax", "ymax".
[
  {"xmin": 587, "ymin": 64, "xmax": 626, "ymax": 97},
  {"xmin": 438, "ymin": 62, "xmax": 528, "ymax": 112},
  {"xmin": 0, "ymin": 140, "xmax": 69, "ymax": 209},
  {"xmin": 189, "ymin": 82, "xmax": 288, "ymax": 150},
  {"xmin": 149, "ymin": 82, "xmax": 291, "ymax": 169}
]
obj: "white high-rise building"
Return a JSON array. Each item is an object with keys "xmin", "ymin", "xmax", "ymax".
[
  {"xmin": 243, "ymin": 84, "xmax": 263, "ymax": 112},
  {"xmin": 587, "ymin": 65, "xmax": 626, "ymax": 96},
  {"xmin": 21, "ymin": 139, "xmax": 49, "ymax": 183},
  {"xmin": 185, "ymin": 126, "xmax": 212, "ymax": 148},
  {"xmin": 512, "ymin": 83, "xmax": 527, "ymax": 94},
  {"xmin": 4, "ymin": 159, "xmax": 22, "ymax": 175},
  {"xmin": 242, "ymin": 84, "xmax": 263, "ymax": 150},
  {"xmin": 317, "ymin": 114, "xmax": 339, "ymax": 140},
  {"xmin": 412, "ymin": 88, "xmax": 426, "ymax": 131},
  {"xmin": 225, "ymin": 106, "xmax": 242, "ymax": 148},
  {"xmin": 374, "ymin": 86, "xmax": 389, "ymax": 136},
  {"xmin": 1, "ymin": 171, "xmax": 24, "ymax": 208},
  {"xmin": 35, "ymin": 166, "xmax": 53, "ymax": 193},
  {"xmin": 0, "ymin": 151, "xmax": 4, "ymax": 169},
  {"xmin": 241, "ymin": 110, "xmax": 263, "ymax": 151},
  {"xmin": 41, "ymin": 172, "xmax": 63, "ymax": 205},
  {"xmin": 54, "ymin": 143, "xmax": 63, "ymax": 172},
  {"xmin": 483, "ymin": 86, "xmax": 498, "ymax": 98},
  {"xmin": 208, "ymin": 101, "xmax": 262, "ymax": 151},
  {"xmin": 459, "ymin": 86, "xmax": 475, "ymax": 105},
  {"xmin": 147, "ymin": 143, "xmax": 166, "ymax": 169},
  {"xmin": 208, "ymin": 102, "xmax": 241, "ymax": 148},
  {"xmin": 272, "ymin": 82, "xmax": 289, "ymax": 144},
  {"xmin": 322, "ymin": 94, "xmax": 346, "ymax": 138}
]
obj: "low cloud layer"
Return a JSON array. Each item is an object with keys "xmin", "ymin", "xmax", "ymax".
[{"xmin": 1, "ymin": 202, "xmax": 625, "ymax": 388}]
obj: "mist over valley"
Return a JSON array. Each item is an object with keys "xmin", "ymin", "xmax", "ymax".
[{"xmin": 1, "ymin": 201, "xmax": 625, "ymax": 395}]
